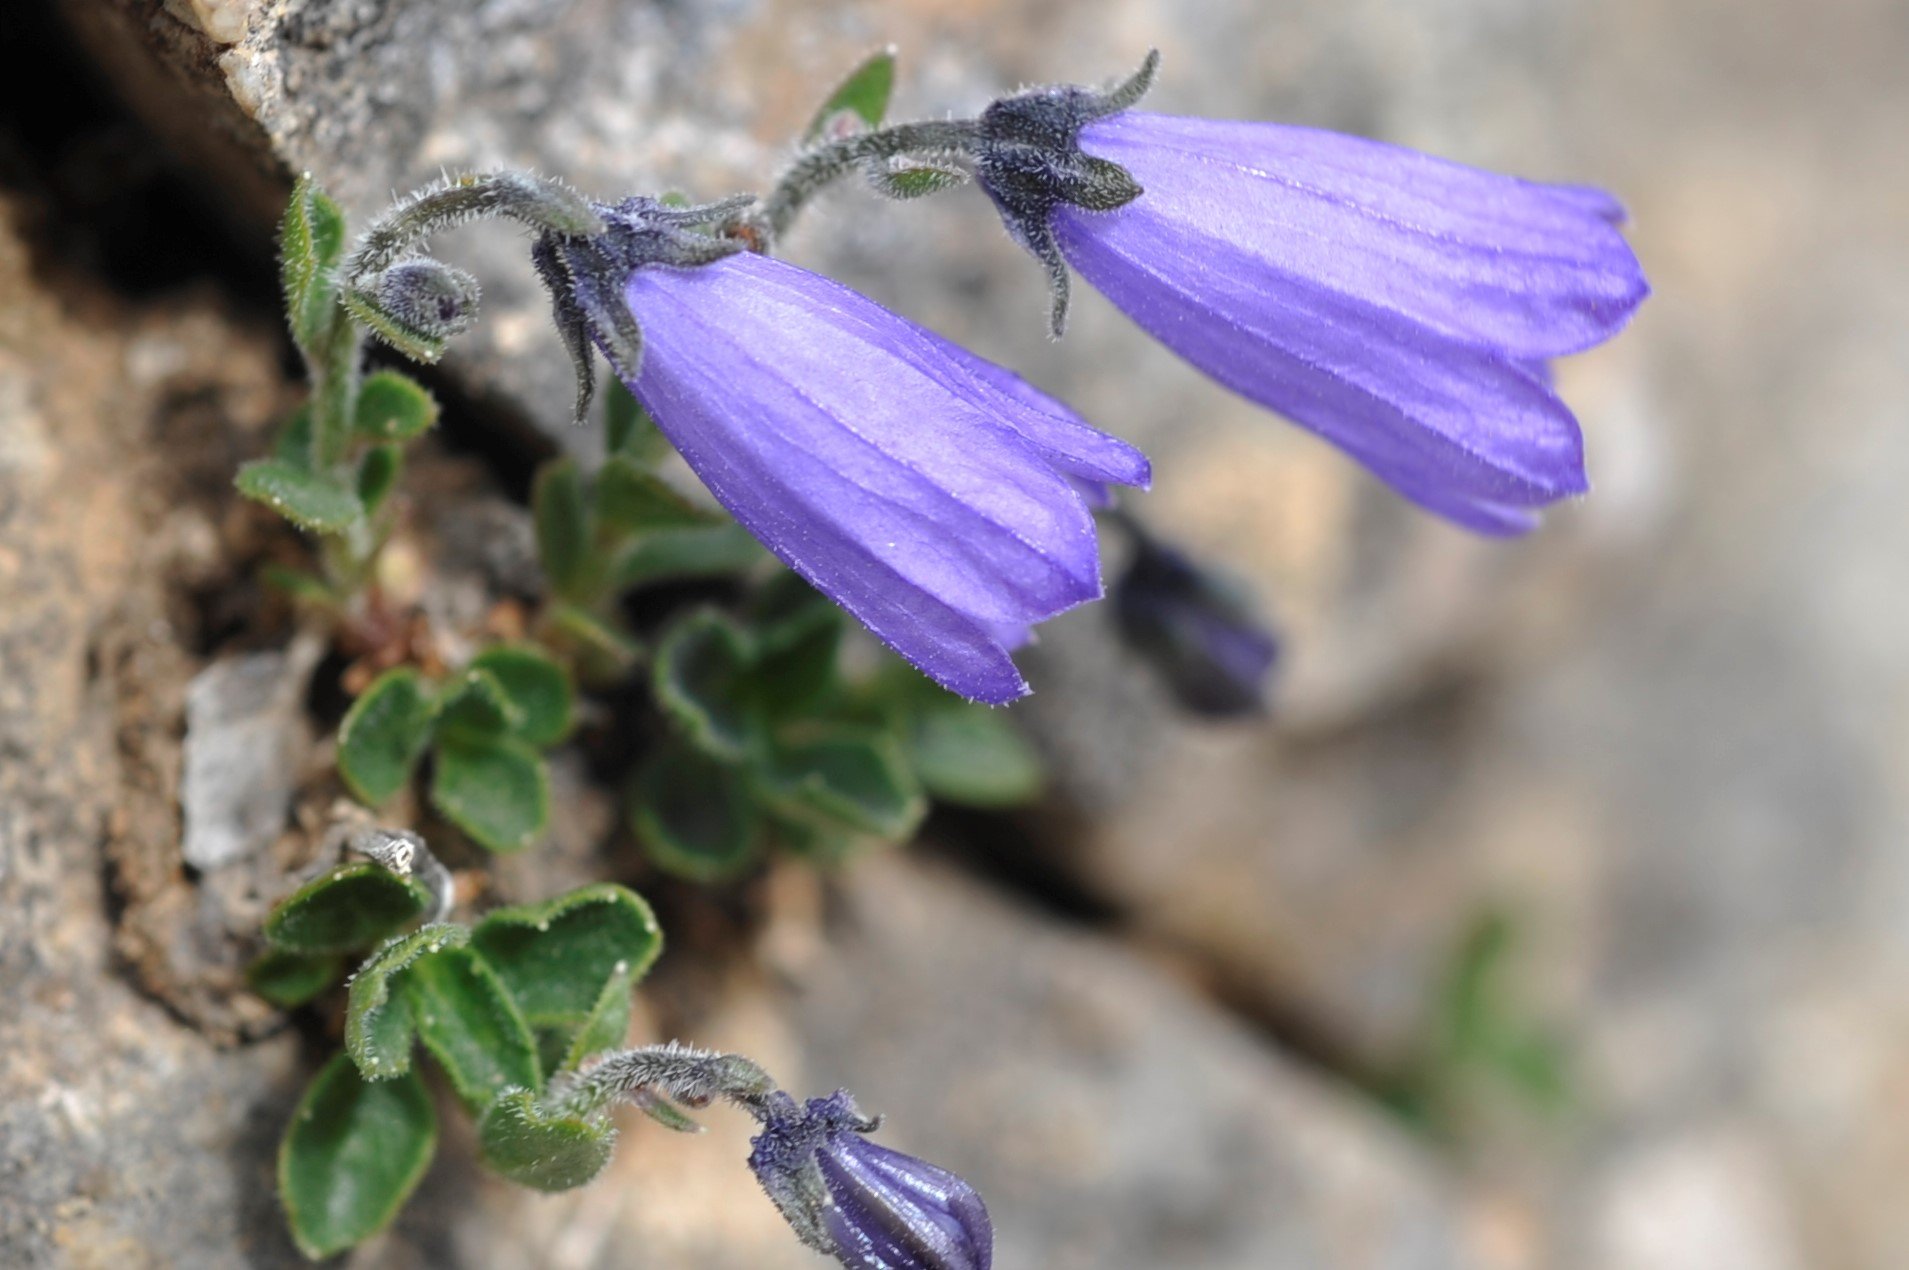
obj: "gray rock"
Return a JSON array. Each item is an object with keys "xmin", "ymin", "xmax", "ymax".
[{"xmin": 181, "ymin": 637, "xmax": 320, "ymax": 871}]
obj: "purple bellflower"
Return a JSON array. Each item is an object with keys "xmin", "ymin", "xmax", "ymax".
[
  {"xmin": 749, "ymin": 1090, "xmax": 994, "ymax": 1270},
  {"xmin": 974, "ymin": 53, "xmax": 1650, "ymax": 534},
  {"xmin": 534, "ymin": 196, "xmax": 1149, "ymax": 704}
]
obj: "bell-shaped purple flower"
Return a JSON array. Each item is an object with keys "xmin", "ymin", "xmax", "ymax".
[
  {"xmin": 975, "ymin": 55, "xmax": 1649, "ymax": 535},
  {"xmin": 1111, "ymin": 517, "xmax": 1277, "ymax": 717},
  {"xmin": 749, "ymin": 1090, "xmax": 993, "ymax": 1270},
  {"xmin": 538, "ymin": 197, "xmax": 1149, "ymax": 704}
]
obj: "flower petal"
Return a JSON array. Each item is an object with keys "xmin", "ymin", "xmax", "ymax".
[{"xmin": 819, "ymin": 1135, "xmax": 992, "ymax": 1270}]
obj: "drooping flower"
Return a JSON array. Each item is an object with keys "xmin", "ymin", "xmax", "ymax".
[
  {"xmin": 536, "ymin": 197, "xmax": 1149, "ymax": 704},
  {"xmin": 1110, "ymin": 515, "xmax": 1277, "ymax": 716},
  {"xmin": 749, "ymin": 1090, "xmax": 994, "ymax": 1270},
  {"xmin": 974, "ymin": 53, "xmax": 1650, "ymax": 534}
]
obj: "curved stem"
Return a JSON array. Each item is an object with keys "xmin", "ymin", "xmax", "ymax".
[{"xmin": 755, "ymin": 118, "xmax": 982, "ymax": 242}]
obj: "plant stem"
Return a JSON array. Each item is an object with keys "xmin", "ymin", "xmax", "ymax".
[{"xmin": 754, "ymin": 118, "xmax": 982, "ymax": 242}]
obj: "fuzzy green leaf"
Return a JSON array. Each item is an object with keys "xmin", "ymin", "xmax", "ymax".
[
  {"xmin": 596, "ymin": 458, "xmax": 716, "ymax": 536},
  {"xmin": 235, "ymin": 459, "xmax": 363, "ymax": 533},
  {"xmin": 262, "ymin": 862, "xmax": 431, "ymax": 955},
  {"xmin": 434, "ymin": 665, "xmax": 523, "ymax": 740},
  {"xmin": 760, "ymin": 725, "xmax": 926, "ymax": 843},
  {"xmin": 476, "ymin": 1088, "xmax": 614, "ymax": 1192},
  {"xmin": 356, "ymin": 443, "xmax": 403, "ymax": 516},
  {"xmin": 279, "ymin": 175, "xmax": 348, "ymax": 357},
  {"xmin": 406, "ymin": 946, "xmax": 542, "ymax": 1112},
  {"xmin": 279, "ymin": 1054, "xmax": 436, "ymax": 1259},
  {"xmin": 867, "ymin": 161, "xmax": 969, "ymax": 200},
  {"xmin": 749, "ymin": 579, "xmax": 844, "ymax": 718},
  {"xmin": 560, "ymin": 962, "xmax": 638, "ymax": 1071},
  {"xmin": 430, "ymin": 733, "xmax": 549, "ymax": 854},
  {"xmin": 630, "ymin": 741, "xmax": 764, "ymax": 882},
  {"xmin": 472, "ymin": 883, "xmax": 663, "ymax": 1031},
  {"xmin": 246, "ymin": 948, "xmax": 344, "ymax": 1008},
  {"xmin": 354, "ymin": 370, "xmax": 439, "ymax": 441},
  {"xmin": 468, "ymin": 645, "xmax": 573, "ymax": 747},
  {"xmin": 543, "ymin": 602, "xmax": 644, "ymax": 681},
  {"xmin": 654, "ymin": 609, "xmax": 756, "ymax": 761},
  {"xmin": 533, "ymin": 458, "xmax": 595, "ymax": 602},
  {"xmin": 337, "ymin": 668, "xmax": 437, "ymax": 806},
  {"xmin": 271, "ymin": 403, "xmax": 315, "ymax": 469},
  {"xmin": 904, "ymin": 701, "xmax": 1044, "ymax": 808},
  {"xmin": 612, "ymin": 524, "xmax": 762, "ymax": 590},
  {"xmin": 803, "ymin": 47, "xmax": 897, "ymax": 142},
  {"xmin": 345, "ymin": 923, "xmax": 469, "ymax": 1080}
]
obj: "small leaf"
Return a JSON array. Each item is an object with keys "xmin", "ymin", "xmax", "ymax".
[
  {"xmin": 247, "ymin": 948, "xmax": 344, "ymax": 1008},
  {"xmin": 560, "ymin": 962, "xmax": 638, "ymax": 1071},
  {"xmin": 803, "ymin": 47, "xmax": 897, "ymax": 143},
  {"xmin": 356, "ymin": 443, "xmax": 403, "ymax": 516},
  {"xmin": 533, "ymin": 458, "xmax": 595, "ymax": 602},
  {"xmin": 749, "ymin": 579, "xmax": 844, "ymax": 718},
  {"xmin": 406, "ymin": 946, "xmax": 542, "ymax": 1112},
  {"xmin": 904, "ymin": 701, "xmax": 1044, "ymax": 808},
  {"xmin": 476, "ymin": 1088, "xmax": 614, "ymax": 1192},
  {"xmin": 612, "ymin": 524, "xmax": 763, "ymax": 590},
  {"xmin": 435, "ymin": 665, "xmax": 523, "ymax": 740},
  {"xmin": 354, "ymin": 369, "xmax": 439, "ymax": 441},
  {"xmin": 263, "ymin": 862, "xmax": 431, "ymax": 955},
  {"xmin": 472, "ymin": 884, "xmax": 663, "ymax": 1030},
  {"xmin": 542, "ymin": 602, "xmax": 644, "ymax": 681},
  {"xmin": 430, "ymin": 733, "xmax": 549, "ymax": 853},
  {"xmin": 759, "ymin": 725, "xmax": 926, "ymax": 843},
  {"xmin": 337, "ymin": 668, "xmax": 437, "ymax": 806},
  {"xmin": 279, "ymin": 174, "xmax": 348, "ymax": 356},
  {"xmin": 630, "ymin": 741, "xmax": 764, "ymax": 882},
  {"xmin": 271, "ymin": 403, "xmax": 315, "ymax": 469},
  {"xmin": 654, "ymin": 609, "xmax": 756, "ymax": 761},
  {"xmin": 604, "ymin": 381, "xmax": 670, "ymax": 464},
  {"xmin": 235, "ymin": 459, "xmax": 363, "ymax": 533},
  {"xmin": 261, "ymin": 564, "xmax": 336, "ymax": 608},
  {"xmin": 867, "ymin": 160, "xmax": 969, "ymax": 200},
  {"xmin": 596, "ymin": 457, "xmax": 717, "ymax": 536},
  {"xmin": 345, "ymin": 923, "xmax": 469, "ymax": 1080},
  {"xmin": 468, "ymin": 645, "xmax": 573, "ymax": 747},
  {"xmin": 279, "ymin": 1054, "xmax": 436, "ymax": 1259}
]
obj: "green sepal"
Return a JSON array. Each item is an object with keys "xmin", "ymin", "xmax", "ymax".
[
  {"xmin": 356, "ymin": 443, "xmax": 403, "ymax": 517},
  {"xmin": 468, "ymin": 644, "xmax": 574, "ymax": 747},
  {"xmin": 337, "ymin": 667, "xmax": 437, "ymax": 806},
  {"xmin": 279, "ymin": 1054, "xmax": 436, "ymax": 1259},
  {"xmin": 345, "ymin": 923, "xmax": 469, "ymax": 1080},
  {"xmin": 612, "ymin": 524, "xmax": 762, "ymax": 591},
  {"xmin": 279, "ymin": 174, "xmax": 348, "ymax": 357},
  {"xmin": 758, "ymin": 724, "xmax": 926, "ymax": 843},
  {"xmin": 354, "ymin": 369, "xmax": 439, "ymax": 441},
  {"xmin": 533, "ymin": 458, "xmax": 595, "ymax": 603},
  {"xmin": 406, "ymin": 945, "xmax": 542, "ymax": 1112},
  {"xmin": 596, "ymin": 457, "xmax": 717, "ymax": 536},
  {"xmin": 653, "ymin": 609, "xmax": 756, "ymax": 761},
  {"xmin": 342, "ymin": 288, "xmax": 450, "ymax": 364},
  {"xmin": 471, "ymin": 883, "xmax": 663, "ymax": 1031},
  {"xmin": 803, "ymin": 46, "xmax": 897, "ymax": 142},
  {"xmin": 235, "ymin": 459, "xmax": 363, "ymax": 533},
  {"xmin": 903, "ymin": 699, "xmax": 1044, "ymax": 808},
  {"xmin": 430, "ymin": 732, "xmax": 549, "ymax": 854},
  {"xmin": 476, "ymin": 1088, "xmax": 614, "ymax": 1192},
  {"xmin": 262, "ymin": 862, "xmax": 432, "ymax": 955},
  {"xmin": 630, "ymin": 741, "xmax": 765, "ymax": 882},
  {"xmin": 246, "ymin": 948, "xmax": 345, "ymax": 1008},
  {"xmin": 867, "ymin": 160, "xmax": 969, "ymax": 200}
]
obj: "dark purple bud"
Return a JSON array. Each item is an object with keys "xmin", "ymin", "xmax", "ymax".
[
  {"xmin": 1112, "ymin": 524, "xmax": 1277, "ymax": 717},
  {"xmin": 749, "ymin": 1091, "xmax": 993, "ymax": 1270}
]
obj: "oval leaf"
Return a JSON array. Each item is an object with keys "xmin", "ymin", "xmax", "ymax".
[
  {"xmin": 280, "ymin": 175, "xmax": 348, "ymax": 357},
  {"xmin": 612, "ymin": 524, "xmax": 762, "ymax": 591},
  {"xmin": 596, "ymin": 458, "xmax": 716, "ymax": 535},
  {"xmin": 355, "ymin": 369, "xmax": 439, "ymax": 441},
  {"xmin": 760, "ymin": 725, "xmax": 926, "ymax": 843},
  {"xmin": 263, "ymin": 862, "xmax": 431, "ymax": 955},
  {"xmin": 279, "ymin": 1054, "xmax": 436, "ymax": 1259},
  {"xmin": 345, "ymin": 923, "xmax": 469, "ymax": 1080},
  {"xmin": 630, "ymin": 741, "xmax": 764, "ymax": 882},
  {"xmin": 430, "ymin": 734, "xmax": 549, "ymax": 854},
  {"xmin": 247, "ymin": 948, "xmax": 344, "ymax": 1009},
  {"xmin": 407, "ymin": 946, "xmax": 541, "ymax": 1112},
  {"xmin": 435, "ymin": 665, "xmax": 523, "ymax": 740},
  {"xmin": 905, "ymin": 702, "xmax": 1044, "ymax": 808},
  {"xmin": 533, "ymin": 458, "xmax": 594, "ymax": 602},
  {"xmin": 337, "ymin": 668, "xmax": 437, "ymax": 806},
  {"xmin": 468, "ymin": 645, "xmax": 573, "ymax": 747},
  {"xmin": 477, "ymin": 1088, "xmax": 614, "ymax": 1192},
  {"xmin": 802, "ymin": 46, "xmax": 897, "ymax": 142},
  {"xmin": 653, "ymin": 609, "xmax": 756, "ymax": 761},
  {"xmin": 235, "ymin": 459, "xmax": 363, "ymax": 533},
  {"xmin": 472, "ymin": 884, "xmax": 663, "ymax": 1031}
]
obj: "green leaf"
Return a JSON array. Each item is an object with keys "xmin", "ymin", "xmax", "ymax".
[
  {"xmin": 235, "ymin": 459, "xmax": 363, "ymax": 533},
  {"xmin": 261, "ymin": 564, "xmax": 336, "ymax": 608},
  {"xmin": 543, "ymin": 603, "xmax": 644, "ymax": 681},
  {"xmin": 612, "ymin": 524, "xmax": 762, "ymax": 590},
  {"xmin": 595, "ymin": 458, "xmax": 716, "ymax": 536},
  {"xmin": 280, "ymin": 1054, "xmax": 436, "ymax": 1259},
  {"xmin": 904, "ymin": 701, "xmax": 1044, "ymax": 808},
  {"xmin": 867, "ymin": 161, "xmax": 969, "ymax": 200},
  {"xmin": 271, "ymin": 402, "xmax": 315, "ymax": 469},
  {"xmin": 279, "ymin": 174, "xmax": 348, "ymax": 357},
  {"xmin": 630, "ymin": 741, "xmax": 764, "ymax": 882},
  {"xmin": 263, "ymin": 862, "xmax": 431, "ymax": 955},
  {"xmin": 533, "ymin": 458, "xmax": 595, "ymax": 602},
  {"xmin": 803, "ymin": 46, "xmax": 897, "ymax": 142},
  {"xmin": 560, "ymin": 962, "xmax": 638, "ymax": 1071},
  {"xmin": 759, "ymin": 725, "xmax": 926, "ymax": 843},
  {"xmin": 604, "ymin": 381, "xmax": 670, "ymax": 464},
  {"xmin": 430, "ymin": 733, "xmax": 549, "ymax": 854},
  {"xmin": 434, "ymin": 665, "xmax": 523, "ymax": 740},
  {"xmin": 354, "ymin": 370, "xmax": 439, "ymax": 441},
  {"xmin": 654, "ymin": 609, "xmax": 756, "ymax": 761},
  {"xmin": 345, "ymin": 923, "xmax": 469, "ymax": 1080},
  {"xmin": 472, "ymin": 883, "xmax": 663, "ymax": 1030},
  {"xmin": 749, "ymin": 579, "xmax": 844, "ymax": 718},
  {"xmin": 468, "ymin": 645, "xmax": 573, "ymax": 747},
  {"xmin": 476, "ymin": 1088, "xmax": 614, "ymax": 1192},
  {"xmin": 406, "ymin": 946, "xmax": 542, "ymax": 1112},
  {"xmin": 337, "ymin": 668, "xmax": 437, "ymax": 806},
  {"xmin": 246, "ymin": 948, "xmax": 344, "ymax": 1008},
  {"xmin": 356, "ymin": 443, "xmax": 403, "ymax": 516}
]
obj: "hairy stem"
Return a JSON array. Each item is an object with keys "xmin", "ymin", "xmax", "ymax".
[{"xmin": 755, "ymin": 118, "xmax": 982, "ymax": 242}]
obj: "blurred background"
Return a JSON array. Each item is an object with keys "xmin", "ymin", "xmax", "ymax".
[{"xmin": 3, "ymin": 0, "xmax": 1906, "ymax": 1265}]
